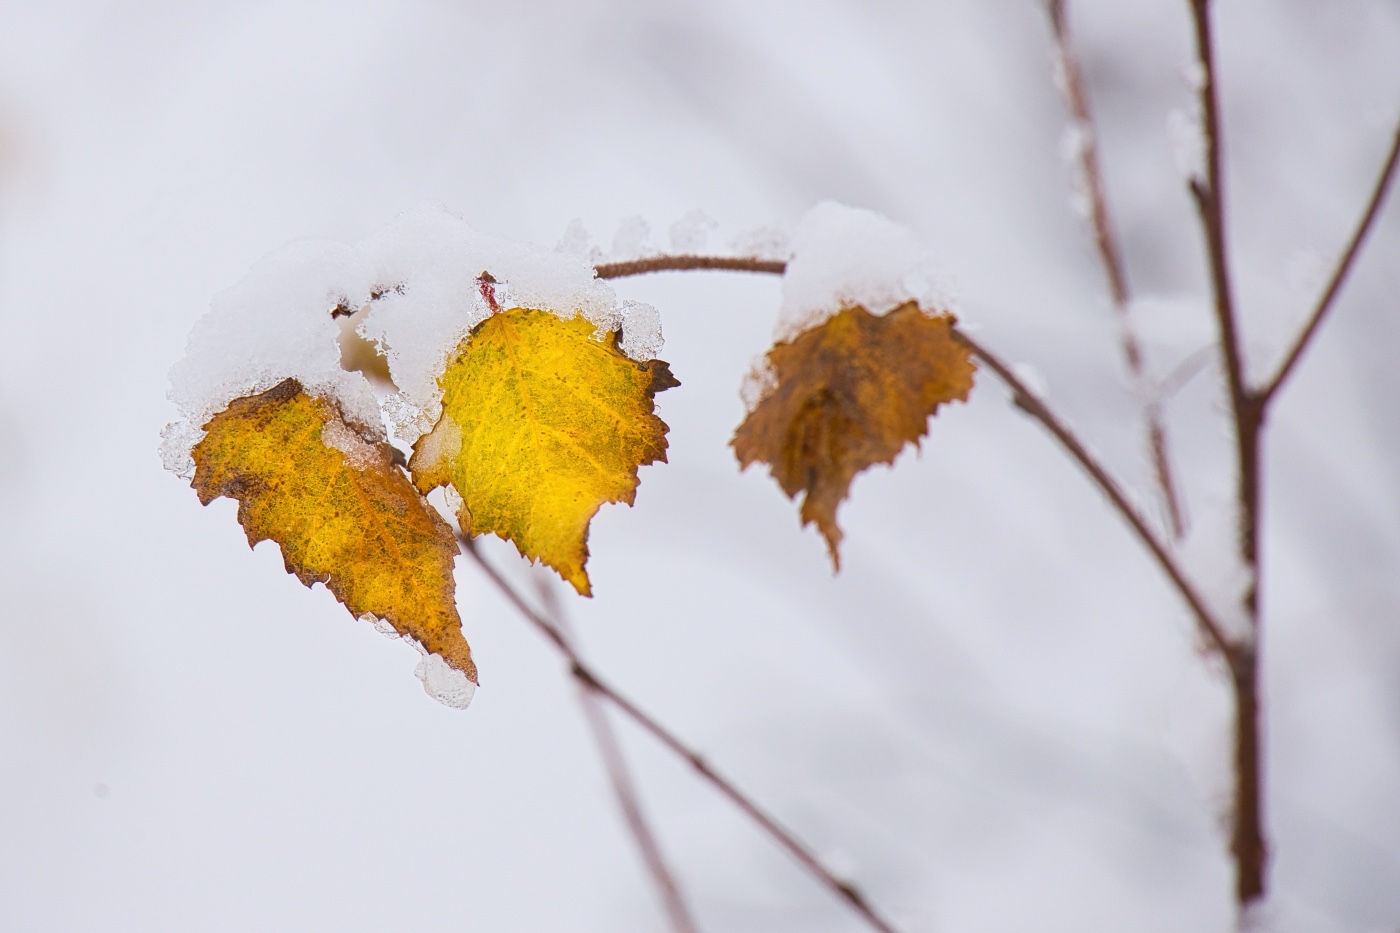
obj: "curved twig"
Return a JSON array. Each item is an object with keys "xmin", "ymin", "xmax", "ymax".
[
  {"xmin": 953, "ymin": 332, "xmax": 1232, "ymax": 657},
  {"xmin": 598, "ymin": 248, "xmax": 1263, "ymax": 897},
  {"xmin": 595, "ymin": 255, "xmax": 788, "ymax": 279},
  {"xmin": 1260, "ymin": 114, "xmax": 1400, "ymax": 403},
  {"xmin": 458, "ymin": 537, "xmax": 901, "ymax": 933},
  {"xmin": 597, "ymin": 254, "xmax": 1229, "ymax": 652},
  {"xmin": 1046, "ymin": 0, "xmax": 1187, "ymax": 538},
  {"xmin": 532, "ymin": 576, "xmax": 699, "ymax": 933},
  {"xmin": 1187, "ymin": 0, "xmax": 1261, "ymax": 588}
]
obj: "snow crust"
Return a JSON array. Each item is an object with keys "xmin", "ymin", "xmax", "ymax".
[
  {"xmin": 617, "ymin": 300, "xmax": 663, "ymax": 361},
  {"xmin": 775, "ymin": 201, "xmax": 950, "ymax": 342},
  {"xmin": 355, "ymin": 206, "xmax": 636, "ymax": 425},
  {"xmin": 163, "ymin": 239, "xmax": 381, "ymax": 477},
  {"xmin": 413, "ymin": 651, "xmax": 476, "ymax": 710},
  {"xmin": 359, "ymin": 612, "xmax": 400, "ymax": 638},
  {"xmin": 359, "ymin": 613, "xmax": 476, "ymax": 709},
  {"xmin": 163, "ymin": 205, "xmax": 662, "ymax": 476}
]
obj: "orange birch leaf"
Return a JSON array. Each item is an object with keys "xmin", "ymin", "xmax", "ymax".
[
  {"xmin": 192, "ymin": 378, "xmax": 475, "ymax": 683},
  {"xmin": 409, "ymin": 308, "xmax": 677, "ymax": 596},
  {"xmin": 732, "ymin": 302, "xmax": 975, "ymax": 569}
]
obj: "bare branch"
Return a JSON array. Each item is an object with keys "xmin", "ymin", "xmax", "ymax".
[
  {"xmin": 1187, "ymin": 0, "xmax": 1263, "ymax": 593},
  {"xmin": 1226, "ymin": 647, "xmax": 1266, "ymax": 913},
  {"xmin": 593, "ymin": 245, "xmax": 1271, "ymax": 900},
  {"xmin": 1187, "ymin": 1, "xmax": 1245, "ymax": 405},
  {"xmin": 954, "ymin": 330, "xmax": 1233, "ymax": 657},
  {"xmin": 596, "ymin": 255, "xmax": 788, "ymax": 280},
  {"xmin": 531, "ymin": 577, "xmax": 700, "ymax": 933},
  {"xmin": 1045, "ymin": 0, "xmax": 1187, "ymax": 538},
  {"xmin": 1049, "ymin": 0, "xmax": 1130, "ymax": 308},
  {"xmin": 576, "ymin": 684, "xmax": 701, "ymax": 933},
  {"xmin": 594, "ymin": 253, "xmax": 1228, "ymax": 651},
  {"xmin": 1260, "ymin": 114, "xmax": 1400, "ymax": 403},
  {"xmin": 457, "ymin": 537, "xmax": 902, "ymax": 933},
  {"xmin": 1186, "ymin": 2, "xmax": 1270, "ymax": 903}
]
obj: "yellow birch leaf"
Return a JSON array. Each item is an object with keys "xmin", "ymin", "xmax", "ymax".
[
  {"xmin": 409, "ymin": 308, "xmax": 677, "ymax": 596},
  {"xmin": 732, "ymin": 302, "xmax": 975, "ymax": 570},
  {"xmin": 192, "ymin": 378, "xmax": 475, "ymax": 682}
]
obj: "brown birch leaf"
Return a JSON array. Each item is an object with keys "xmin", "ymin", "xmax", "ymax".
[
  {"xmin": 409, "ymin": 308, "xmax": 676, "ymax": 597},
  {"xmin": 732, "ymin": 302, "xmax": 975, "ymax": 569},
  {"xmin": 192, "ymin": 378, "xmax": 475, "ymax": 683}
]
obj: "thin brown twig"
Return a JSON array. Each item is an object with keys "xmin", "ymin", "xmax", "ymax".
[
  {"xmin": 457, "ymin": 537, "xmax": 901, "ymax": 933},
  {"xmin": 1187, "ymin": 0, "xmax": 1267, "ymax": 906},
  {"xmin": 1187, "ymin": 0, "xmax": 1260, "ymax": 590},
  {"xmin": 595, "ymin": 255, "xmax": 788, "ymax": 279},
  {"xmin": 953, "ymin": 331, "xmax": 1233, "ymax": 657},
  {"xmin": 596, "ymin": 254, "xmax": 1229, "ymax": 652},
  {"xmin": 1260, "ymin": 114, "xmax": 1400, "ymax": 403},
  {"xmin": 596, "ymin": 249, "xmax": 1261, "ymax": 899},
  {"xmin": 970, "ymin": 291, "xmax": 1266, "ymax": 905},
  {"xmin": 1046, "ymin": 0, "xmax": 1187, "ymax": 539},
  {"xmin": 532, "ymin": 575, "xmax": 700, "ymax": 933}
]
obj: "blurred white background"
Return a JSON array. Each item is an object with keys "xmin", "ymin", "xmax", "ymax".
[{"xmin": 0, "ymin": 1, "xmax": 1397, "ymax": 930}]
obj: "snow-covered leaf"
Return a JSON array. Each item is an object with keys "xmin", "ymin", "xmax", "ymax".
[
  {"xmin": 192, "ymin": 378, "xmax": 476, "ymax": 685},
  {"xmin": 410, "ymin": 308, "xmax": 677, "ymax": 596}
]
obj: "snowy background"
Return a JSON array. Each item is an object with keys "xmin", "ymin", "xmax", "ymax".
[{"xmin": 1, "ymin": 0, "xmax": 1398, "ymax": 930}]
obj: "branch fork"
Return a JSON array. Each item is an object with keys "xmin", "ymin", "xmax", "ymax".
[{"xmin": 526, "ymin": 23, "xmax": 1400, "ymax": 913}]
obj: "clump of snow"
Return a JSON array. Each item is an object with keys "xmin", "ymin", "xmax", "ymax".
[
  {"xmin": 618, "ymin": 300, "xmax": 663, "ymax": 361},
  {"xmin": 1058, "ymin": 121, "xmax": 1092, "ymax": 165},
  {"xmin": 321, "ymin": 417, "xmax": 385, "ymax": 471},
  {"xmin": 555, "ymin": 217, "xmax": 590, "ymax": 257},
  {"xmin": 414, "ymin": 651, "xmax": 476, "ymax": 709},
  {"xmin": 412, "ymin": 415, "xmax": 462, "ymax": 475},
  {"xmin": 1048, "ymin": 48, "xmax": 1070, "ymax": 98},
  {"xmin": 164, "ymin": 205, "xmax": 660, "ymax": 471},
  {"xmin": 166, "ymin": 238, "xmax": 385, "ymax": 468},
  {"xmin": 1010, "ymin": 362, "xmax": 1049, "ymax": 400},
  {"xmin": 610, "ymin": 215, "xmax": 653, "ymax": 261},
  {"xmin": 359, "ymin": 612, "xmax": 401, "ymax": 639},
  {"xmin": 1060, "ymin": 122, "xmax": 1094, "ymax": 220},
  {"xmin": 354, "ymin": 206, "xmax": 628, "ymax": 431},
  {"xmin": 555, "ymin": 218, "xmax": 605, "ymax": 265},
  {"xmin": 1175, "ymin": 493, "xmax": 1255, "ymax": 644},
  {"xmin": 439, "ymin": 484, "xmax": 465, "ymax": 516},
  {"xmin": 775, "ymin": 201, "xmax": 950, "ymax": 342},
  {"xmin": 159, "ymin": 419, "xmax": 205, "ymax": 480},
  {"xmin": 730, "ymin": 224, "xmax": 791, "ymax": 262},
  {"xmin": 668, "ymin": 210, "xmax": 718, "ymax": 253},
  {"xmin": 1167, "ymin": 106, "xmax": 1206, "ymax": 182},
  {"xmin": 380, "ymin": 391, "xmax": 435, "ymax": 447}
]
